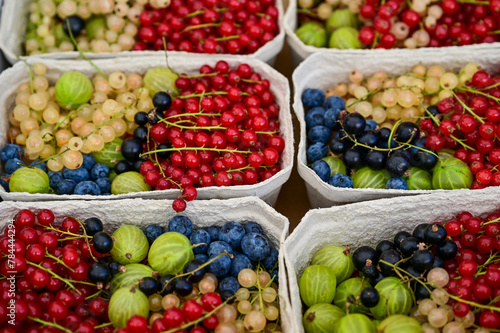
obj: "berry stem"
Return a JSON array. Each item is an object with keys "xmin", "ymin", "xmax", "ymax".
[
  {"xmin": 296, "ymin": 8, "xmax": 318, "ymax": 17},
  {"xmin": 182, "ymin": 23, "xmax": 221, "ymax": 33},
  {"xmin": 66, "ymin": 215, "xmax": 99, "ymax": 262},
  {"xmin": 183, "ymin": 9, "xmax": 205, "ymax": 18},
  {"xmin": 214, "ymin": 35, "xmax": 240, "ymax": 42},
  {"xmin": 450, "ymin": 134, "xmax": 477, "ymax": 151},
  {"xmin": 459, "ymin": 86, "xmax": 500, "ymax": 104},
  {"xmin": 178, "ymin": 91, "xmax": 228, "ymax": 99},
  {"xmin": 85, "ymin": 290, "xmax": 103, "ymax": 300},
  {"xmin": 456, "ymin": 0, "xmax": 489, "ymax": 4},
  {"xmin": 28, "ymin": 317, "xmax": 72, "ymax": 333},
  {"xmin": 36, "ymin": 222, "xmax": 92, "ymax": 239},
  {"xmin": 180, "ymin": 73, "xmax": 219, "ymax": 78},
  {"xmin": 95, "ymin": 322, "xmax": 113, "ymax": 329},
  {"xmin": 45, "ymin": 250, "xmax": 75, "ymax": 272},
  {"xmin": 141, "ymin": 146, "xmax": 253, "ymax": 157},
  {"xmin": 451, "ymin": 90, "xmax": 485, "ymax": 124},
  {"xmin": 27, "ymin": 261, "xmax": 79, "ymax": 291}
]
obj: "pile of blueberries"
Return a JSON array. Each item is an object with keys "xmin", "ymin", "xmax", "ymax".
[
  {"xmin": 302, "ymin": 88, "xmax": 438, "ymax": 190},
  {"xmin": 0, "ymin": 143, "xmax": 114, "ymax": 195},
  {"xmin": 143, "ymin": 217, "xmax": 279, "ymax": 299}
]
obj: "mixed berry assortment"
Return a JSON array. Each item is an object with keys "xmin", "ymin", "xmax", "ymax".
[
  {"xmin": 299, "ymin": 207, "xmax": 500, "ymax": 332},
  {"xmin": 0, "ymin": 60, "xmax": 285, "ymax": 212},
  {"xmin": 295, "ymin": 0, "xmax": 500, "ymax": 50},
  {"xmin": 0, "ymin": 209, "xmax": 281, "ymax": 333},
  {"xmin": 25, "ymin": 0, "xmax": 280, "ymax": 56},
  {"xmin": 304, "ymin": 62, "xmax": 500, "ymax": 191}
]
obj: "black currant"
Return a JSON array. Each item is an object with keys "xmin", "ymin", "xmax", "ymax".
[
  {"xmin": 329, "ymin": 138, "xmax": 347, "ymax": 155},
  {"xmin": 133, "ymin": 159, "xmax": 144, "ymax": 172},
  {"xmin": 394, "ymin": 231, "xmax": 411, "ymax": 248},
  {"xmin": 108, "ymin": 261, "xmax": 122, "ymax": 276},
  {"xmin": 134, "ymin": 111, "xmax": 148, "ymax": 126},
  {"xmin": 426, "ymin": 105, "xmax": 439, "ymax": 116},
  {"xmin": 153, "ymin": 92, "xmax": 172, "ymax": 112},
  {"xmin": 378, "ymin": 249, "xmax": 402, "ymax": 276},
  {"xmin": 83, "ymin": 217, "xmax": 103, "ymax": 236},
  {"xmin": 148, "ymin": 110, "xmax": 160, "ymax": 125},
  {"xmin": 156, "ymin": 143, "xmax": 171, "ymax": 159},
  {"xmin": 414, "ymin": 283, "xmax": 433, "ymax": 300},
  {"xmin": 88, "ymin": 262, "xmax": 111, "ymax": 283},
  {"xmin": 114, "ymin": 160, "xmax": 132, "ymax": 175},
  {"xmin": 62, "ymin": 15, "xmax": 85, "ymax": 37},
  {"xmin": 410, "ymin": 148, "xmax": 438, "ymax": 170},
  {"xmin": 174, "ymin": 278, "xmax": 193, "ymax": 296},
  {"xmin": 121, "ymin": 138, "xmax": 143, "ymax": 162},
  {"xmin": 92, "ymin": 231, "xmax": 113, "ymax": 253},
  {"xmin": 436, "ymin": 240, "xmax": 458, "ymax": 260},
  {"xmin": 413, "ymin": 223, "xmax": 430, "ymax": 242},
  {"xmin": 221, "ymin": 290, "xmax": 235, "ymax": 303},
  {"xmin": 133, "ymin": 126, "xmax": 148, "ymax": 143},
  {"xmin": 343, "ymin": 112, "xmax": 366, "ymax": 136},
  {"xmin": 432, "ymin": 255, "xmax": 444, "ymax": 269},
  {"xmin": 159, "ymin": 275, "xmax": 175, "ymax": 295},
  {"xmin": 357, "ymin": 130, "xmax": 379, "ymax": 147},
  {"xmin": 183, "ymin": 260, "xmax": 206, "ymax": 283},
  {"xmin": 365, "ymin": 150, "xmax": 387, "ymax": 170},
  {"xmin": 139, "ymin": 277, "xmax": 160, "ymax": 296},
  {"xmin": 352, "ymin": 246, "xmax": 378, "ymax": 271},
  {"xmin": 424, "ymin": 223, "xmax": 447, "ymax": 245},
  {"xmin": 362, "ymin": 264, "xmax": 378, "ymax": 279},
  {"xmin": 343, "ymin": 148, "xmax": 364, "ymax": 170},
  {"xmin": 399, "ymin": 237, "xmax": 419, "ymax": 257},
  {"xmin": 412, "ymin": 249, "xmax": 434, "ymax": 272},
  {"xmin": 386, "ymin": 152, "xmax": 410, "ymax": 177},
  {"xmin": 375, "ymin": 240, "xmax": 396, "ymax": 256},
  {"xmin": 395, "ymin": 122, "xmax": 420, "ymax": 144},
  {"xmin": 360, "ymin": 287, "xmax": 380, "ymax": 308}
]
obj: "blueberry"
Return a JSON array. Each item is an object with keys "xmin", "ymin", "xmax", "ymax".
[
  {"xmin": 48, "ymin": 171, "xmax": 64, "ymax": 189},
  {"xmin": 208, "ymin": 254, "xmax": 231, "ymax": 277},
  {"xmin": 324, "ymin": 108, "xmax": 341, "ymax": 130},
  {"xmin": 190, "ymin": 230, "xmax": 211, "ymax": 254},
  {"xmin": 311, "ymin": 160, "xmax": 330, "ymax": 182},
  {"xmin": 241, "ymin": 233, "xmax": 270, "ymax": 262},
  {"xmin": 308, "ymin": 125, "xmax": 332, "ymax": 144},
  {"xmin": 307, "ymin": 142, "xmax": 328, "ymax": 163},
  {"xmin": 365, "ymin": 120, "xmax": 379, "ymax": 130},
  {"xmin": 328, "ymin": 174, "xmax": 353, "ymax": 188},
  {"xmin": 144, "ymin": 224, "xmax": 164, "ymax": 245},
  {"xmin": 62, "ymin": 15, "xmax": 85, "ymax": 37},
  {"xmin": 90, "ymin": 163, "xmax": 110, "ymax": 180},
  {"xmin": 208, "ymin": 241, "xmax": 233, "ymax": 257},
  {"xmin": 262, "ymin": 248, "xmax": 278, "ymax": 271},
  {"xmin": 5, "ymin": 158, "xmax": 26, "ymax": 174},
  {"xmin": 95, "ymin": 177, "xmax": 111, "ymax": 194},
  {"xmin": 63, "ymin": 167, "xmax": 90, "ymax": 183},
  {"xmin": 1, "ymin": 144, "xmax": 23, "ymax": 162},
  {"xmin": 230, "ymin": 254, "xmax": 253, "ymax": 277},
  {"xmin": 206, "ymin": 226, "xmax": 220, "ymax": 241},
  {"xmin": 301, "ymin": 88, "xmax": 325, "ymax": 108},
  {"xmin": 324, "ymin": 95, "xmax": 345, "ymax": 110},
  {"xmin": 219, "ymin": 276, "xmax": 240, "ymax": 294},
  {"xmin": 271, "ymin": 270, "xmax": 279, "ymax": 284},
  {"xmin": 73, "ymin": 181, "xmax": 101, "ymax": 195},
  {"xmin": 168, "ymin": 216, "xmax": 193, "ymax": 237},
  {"xmin": 304, "ymin": 107, "xmax": 325, "ymax": 129},
  {"xmin": 219, "ymin": 222, "xmax": 246, "ymax": 249},
  {"xmin": 29, "ymin": 161, "xmax": 47, "ymax": 173},
  {"xmin": 1, "ymin": 177, "xmax": 9, "ymax": 192},
  {"xmin": 153, "ymin": 92, "xmax": 172, "ymax": 112},
  {"xmin": 244, "ymin": 222, "xmax": 263, "ymax": 235},
  {"xmin": 386, "ymin": 178, "xmax": 409, "ymax": 190},
  {"xmin": 56, "ymin": 179, "xmax": 77, "ymax": 195},
  {"xmin": 195, "ymin": 254, "xmax": 209, "ymax": 263},
  {"xmin": 81, "ymin": 154, "xmax": 96, "ymax": 171}
]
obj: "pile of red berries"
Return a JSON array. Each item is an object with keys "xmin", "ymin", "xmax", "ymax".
[
  {"xmin": 359, "ymin": 0, "xmax": 500, "ymax": 49},
  {"xmin": 419, "ymin": 70, "xmax": 500, "ymax": 189},
  {"xmin": 0, "ymin": 209, "xmax": 112, "ymax": 333},
  {"xmin": 443, "ymin": 210, "xmax": 500, "ymax": 329},
  {"xmin": 137, "ymin": 60, "xmax": 285, "ymax": 211},
  {"xmin": 134, "ymin": 0, "xmax": 280, "ymax": 54}
]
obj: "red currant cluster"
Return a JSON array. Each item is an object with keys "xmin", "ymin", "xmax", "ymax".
[
  {"xmin": 134, "ymin": 0, "xmax": 280, "ymax": 54},
  {"xmin": 358, "ymin": 0, "xmax": 500, "ymax": 49},
  {"xmin": 140, "ymin": 61, "xmax": 284, "ymax": 212},
  {"xmin": 444, "ymin": 210, "xmax": 500, "ymax": 329},
  {"xmin": 417, "ymin": 70, "xmax": 500, "ymax": 188},
  {"xmin": 0, "ymin": 209, "xmax": 112, "ymax": 333}
]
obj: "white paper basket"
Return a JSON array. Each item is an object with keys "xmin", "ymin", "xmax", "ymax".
[
  {"xmin": 284, "ymin": 0, "xmax": 500, "ymax": 66},
  {"xmin": 294, "ymin": 51, "xmax": 500, "ymax": 208},
  {"xmin": 0, "ymin": 54, "xmax": 294, "ymax": 205},
  {"xmin": 0, "ymin": 196, "xmax": 296, "ymax": 332},
  {"xmin": 283, "ymin": 187, "xmax": 500, "ymax": 333},
  {"xmin": 0, "ymin": 0, "xmax": 285, "ymax": 66}
]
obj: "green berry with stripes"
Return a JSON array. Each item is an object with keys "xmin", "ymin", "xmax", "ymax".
[
  {"xmin": 110, "ymin": 263, "xmax": 154, "ymax": 293},
  {"xmin": 352, "ymin": 167, "xmax": 391, "ymax": 189},
  {"xmin": 55, "ymin": 71, "xmax": 93, "ymax": 110},
  {"xmin": 148, "ymin": 232, "xmax": 194, "ymax": 276},
  {"xmin": 334, "ymin": 313, "xmax": 376, "ymax": 333},
  {"xmin": 9, "ymin": 167, "xmax": 50, "ymax": 194},
  {"xmin": 370, "ymin": 277, "xmax": 415, "ymax": 319},
  {"xmin": 111, "ymin": 171, "xmax": 151, "ymax": 195},
  {"xmin": 303, "ymin": 303, "xmax": 345, "ymax": 333},
  {"xmin": 299, "ymin": 265, "xmax": 337, "ymax": 307},
  {"xmin": 377, "ymin": 314, "xmax": 423, "ymax": 333},
  {"xmin": 333, "ymin": 277, "xmax": 370, "ymax": 314},
  {"xmin": 405, "ymin": 167, "xmax": 432, "ymax": 190},
  {"xmin": 311, "ymin": 245, "xmax": 354, "ymax": 284},
  {"xmin": 108, "ymin": 285, "xmax": 149, "ymax": 328},
  {"xmin": 92, "ymin": 138, "xmax": 125, "ymax": 168},
  {"xmin": 110, "ymin": 225, "xmax": 149, "ymax": 265},
  {"xmin": 432, "ymin": 157, "xmax": 473, "ymax": 190},
  {"xmin": 322, "ymin": 156, "xmax": 347, "ymax": 177}
]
